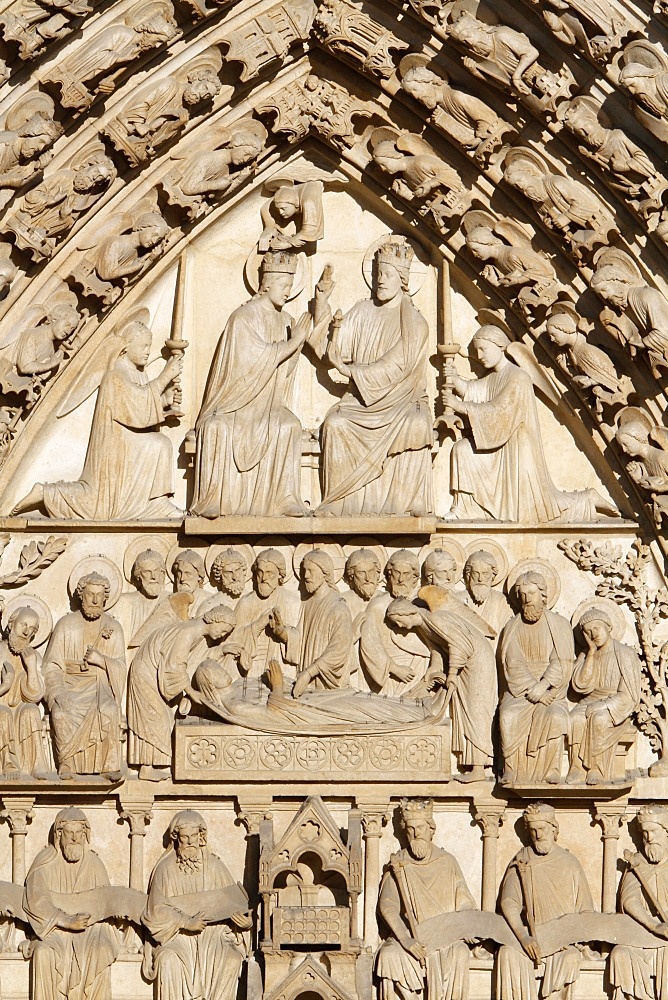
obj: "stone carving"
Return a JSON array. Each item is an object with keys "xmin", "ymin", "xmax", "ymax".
[
  {"xmin": 592, "ymin": 249, "xmax": 668, "ymax": 379},
  {"xmin": 102, "ymin": 50, "xmax": 222, "ymax": 168},
  {"xmin": 444, "ymin": 324, "xmax": 617, "ymax": 523},
  {"xmin": 3, "ymin": 141, "xmax": 116, "ymax": 263},
  {"xmin": 360, "ymin": 550, "xmax": 429, "ymax": 695},
  {"xmin": 496, "ymin": 802, "xmax": 594, "ymax": 997},
  {"xmin": 462, "ymin": 210, "xmax": 559, "ymax": 317},
  {"xmin": 127, "ymin": 605, "xmax": 238, "ymax": 780},
  {"xmin": 343, "ymin": 546, "xmax": 381, "ymax": 690},
  {"xmin": 567, "ymin": 605, "xmax": 640, "ymax": 784},
  {"xmin": 41, "ymin": 2, "xmax": 179, "ymax": 111},
  {"xmin": 610, "ymin": 803, "xmax": 668, "ymax": 997},
  {"xmin": 313, "ymin": 0, "xmax": 407, "ymax": 78},
  {"xmin": 219, "ymin": 0, "xmax": 315, "ymax": 82},
  {"xmin": 70, "ymin": 197, "xmax": 171, "ymax": 306},
  {"xmin": 268, "ymin": 550, "xmax": 352, "ymax": 697},
  {"xmin": 23, "ymin": 807, "xmax": 122, "ymax": 999},
  {"xmin": 206, "ymin": 547, "xmax": 250, "ymax": 608},
  {"xmin": 369, "ymin": 128, "xmax": 471, "ymax": 227},
  {"xmin": 376, "ymin": 797, "xmax": 477, "ymax": 1000},
  {"xmin": 386, "ymin": 586, "xmax": 496, "ymax": 782},
  {"xmin": 503, "ymin": 147, "xmax": 617, "ymax": 261},
  {"xmin": 399, "ymin": 54, "xmax": 514, "ymax": 166},
  {"xmin": 313, "ymin": 238, "xmax": 433, "ymax": 516},
  {"xmin": 499, "ymin": 569, "xmax": 574, "ymax": 785},
  {"xmin": 162, "ymin": 117, "xmax": 268, "ymax": 221},
  {"xmin": 234, "ymin": 548, "xmax": 300, "ymax": 680},
  {"xmin": 0, "ymin": 600, "xmax": 49, "ymax": 778},
  {"xmin": 142, "ymin": 810, "xmax": 251, "ymax": 999},
  {"xmin": 0, "ymin": 285, "xmax": 82, "ymax": 410},
  {"xmin": 0, "ymin": 93, "xmax": 62, "ymax": 193},
  {"xmin": 192, "ymin": 250, "xmax": 309, "ymax": 517},
  {"xmin": 131, "ymin": 549, "xmax": 214, "ymax": 643},
  {"xmin": 546, "ymin": 301, "xmax": 633, "ymax": 417},
  {"xmin": 259, "ymin": 177, "xmax": 324, "ymax": 251},
  {"xmin": 619, "ymin": 41, "xmax": 668, "ymax": 146},
  {"xmin": 460, "ymin": 548, "xmax": 513, "ymax": 638},
  {"xmin": 0, "ymin": 533, "xmax": 67, "ymax": 587},
  {"xmin": 0, "ymin": 0, "xmax": 93, "ymax": 60},
  {"xmin": 614, "ymin": 408, "xmax": 668, "ymax": 529},
  {"xmin": 42, "ymin": 570, "xmax": 125, "ymax": 779},
  {"xmin": 530, "ymin": 0, "xmax": 633, "ymax": 61},
  {"xmin": 116, "ymin": 545, "xmax": 170, "ymax": 649},
  {"xmin": 256, "ymin": 74, "xmax": 373, "ymax": 148},
  {"xmin": 11, "ymin": 308, "xmax": 182, "ymax": 520},
  {"xmin": 559, "ymin": 96, "xmax": 667, "ymax": 222}
]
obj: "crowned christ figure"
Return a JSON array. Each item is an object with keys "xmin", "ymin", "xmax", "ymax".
[
  {"xmin": 312, "ymin": 239, "xmax": 433, "ymax": 516},
  {"xmin": 191, "ymin": 250, "xmax": 310, "ymax": 518}
]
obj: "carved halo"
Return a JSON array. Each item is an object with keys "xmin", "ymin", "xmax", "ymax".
[
  {"xmin": 503, "ymin": 146, "xmax": 549, "ymax": 177},
  {"xmin": 398, "ymin": 52, "xmax": 452, "ymax": 86},
  {"xmin": 67, "ymin": 555, "xmax": 123, "ymax": 609},
  {"xmin": 622, "ymin": 39, "xmax": 668, "ymax": 71},
  {"xmin": 2, "ymin": 592, "xmax": 53, "ymax": 647},
  {"xmin": 616, "ymin": 405, "xmax": 654, "ymax": 434},
  {"xmin": 362, "ymin": 235, "xmax": 427, "ymax": 296},
  {"xmin": 204, "ymin": 543, "xmax": 254, "ymax": 583},
  {"xmin": 418, "ymin": 538, "xmax": 466, "ymax": 583},
  {"xmin": 293, "ymin": 540, "xmax": 345, "ymax": 584},
  {"xmin": 123, "ymin": 535, "xmax": 173, "ymax": 583},
  {"xmin": 571, "ymin": 597, "xmax": 627, "ymax": 641},
  {"xmin": 253, "ymin": 536, "xmax": 295, "ymax": 583},
  {"xmin": 463, "ymin": 539, "xmax": 509, "ymax": 586},
  {"xmin": 4, "ymin": 92, "xmax": 57, "ymax": 131},
  {"xmin": 342, "ymin": 537, "xmax": 389, "ymax": 576},
  {"xmin": 506, "ymin": 558, "xmax": 561, "ymax": 609},
  {"xmin": 593, "ymin": 247, "xmax": 643, "ymax": 284},
  {"xmin": 244, "ymin": 246, "xmax": 306, "ymax": 301}
]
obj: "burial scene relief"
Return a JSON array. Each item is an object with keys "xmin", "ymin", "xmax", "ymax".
[{"xmin": 0, "ymin": 1, "xmax": 667, "ymax": 999}]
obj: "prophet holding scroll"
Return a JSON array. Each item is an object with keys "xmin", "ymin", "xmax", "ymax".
[
  {"xmin": 191, "ymin": 251, "xmax": 310, "ymax": 517},
  {"xmin": 314, "ymin": 239, "xmax": 433, "ymax": 516}
]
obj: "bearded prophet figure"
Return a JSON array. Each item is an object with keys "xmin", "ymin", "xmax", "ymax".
[
  {"xmin": 23, "ymin": 808, "xmax": 121, "ymax": 1000},
  {"xmin": 233, "ymin": 548, "xmax": 300, "ymax": 680},
  {"xmin": 376, "ymin": 797, "xmax": 477, "ymax": 1000},
  {"xmin": 496, "ymin": 802, "xmax": 594, "ymax": 1000},
  {"xmin": 610, "ymin": 804, "xmax": 668, "ymax": 1000},
  {"xmin": 142, "ymin": 810, "xmax": 250, "ymax": 1000}
]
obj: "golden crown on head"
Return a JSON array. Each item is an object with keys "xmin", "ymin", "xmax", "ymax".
[
  {"xmin": 261, "ymin": 250, "xmax": 297, "ymax": 275},
  {"xmin": 376, "ymin": 238, "xmax": 414, "ymax": 276},
  {"xmin": 399, "ymin": 797, "xmax": 433, "ymax": 824}
]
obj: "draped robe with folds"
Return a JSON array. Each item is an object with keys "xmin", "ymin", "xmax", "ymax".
[
  {"xmin": 499, "ymin": 611, "xmax": 574, "ymax": 782},
  {"xmin": 0, "ymin": 639, "xmax": 47, "ymax": 775},
  {"xmin": 497, "ymin": 845, "xmax": 594, "ymax": 1000},
  {"xmin": 320, "ymin": 294, "xmax": 433, "ymax": 515},
  {"xmin": 23, "ymin": 846, "xmax": 120, "ymax": 1000},
  {"xmin": 376, "ymin": 846, "xmax": 477, "ymax": 1000},
  {"xmin": 192, "ymin": 294, "xmax": 303, "ymax": 517},
  {"xmin": 627, "ymin": 285, "xmax": 668, "ymax": 374},
  {"xmin": 450, "ymin": 361, "xmax": 598, "ymax": 523},
  {"xmin": 42, "ymin": 611, "xmax": 125, "ymax": 775},
  {"xmin": 284, "ymin": 584, "xmax": 352, "ymax": 689},
  {"xmin": 143, "ymin": 849, "xmax": 245, "ymax": 1000},
  {"xmin": 610, "ymin": 853, "xmax": 668, "ymax": 1000},
  {"xmin": 234, "ymin": 586, "xmax": 301, "ymax": 680},
  {"xmin": 42, "ymin": 357, "xmax": 176, "ymax": 520},
  {"xmin": 360, "ymin": 592, "xmax": 430, "ymax": 696}
]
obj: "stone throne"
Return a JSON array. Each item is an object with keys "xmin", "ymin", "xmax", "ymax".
[{"xmin": 259, "ymin": 796, "xmax": 365, "ymax": 1000}]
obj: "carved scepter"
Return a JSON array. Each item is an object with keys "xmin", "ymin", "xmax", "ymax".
[
  {"xmin": 163, "ymin": 252, "xmax": 190, "ymax": 422},
  {"xmin": 433, "ymin": 259, "xmax": 463, "ymax": 440}
]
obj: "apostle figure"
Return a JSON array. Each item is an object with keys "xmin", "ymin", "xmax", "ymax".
[
  {"xmin": 42, "ymin": 572, "xmax": 125, "ymax": 780},
  {"xmin": 444, "ymin": 324, "xmax": 616, "ymax": 522},
  {"xmin": 499, "ymin": 572, "xmax": 574, "ymax": 785},
  {"xmin": 234, "ymin": 548, "xmax": 300, "ymax": 680},
  {"xmin": 360, "ymin": 550, "xmax": 430, "ymax": 695},
  {"xmin": 191, "ymin": 250, "xmax": 310, "ymax": 517},
  {"xmin": 268, "ymin": 550, "xmax": 352, "ymax": 698},
  {"xmin": 0, "ymin": 604, "xmax": 49, "ymax": 777},
  {"xmin": 127, "ymin": 606, "xmax": 239, "ymax": 781},
  {"xmin": 460, "ymin": 549, "xmax": 513, "ymax": 638},
  {"xmin": 115, "ymin": 547, "xmax": 169, "ymax": 650},
  {"xmin": 142, "ymin": 810, "xmax": 250, "ymax": 1000},
  {"xmin": 376, "ymin": 797, "xmax": 477, "ymax": 1000},
  {"xmin": 496, "ymin": 802, "xmax": 594, "ymax": 1000},
  {"xmin": 314, "ymin": 238, "xmax": 433, "ymax": 516},
  {"xmin": 23, "ymin": 807, "xmax": 121, "ymax": 1000},
  {"xmin": 342, "ymin": 547, "xmax": 382, "ymax": 691},
  {"xmin": 567, "ymin": 606, "xmax": 640, "ymax": 785},
  {"xmin": 610, "ymin": 804, "xmax": 668, "ymax": 1000},
  {"xmin": 201, "ymin": 548, "xmax": 249, "ymax": 613},
  {"xmin": 421, "ymin": 549, "xmax": 495, "ymax": 639},
  {"xmin": 131, "ymin": 550, "xmax": 212, "ymax": 646},
  {"xmin": 11, "ymin": 311, "xmax": 182, "ymax": 519}
]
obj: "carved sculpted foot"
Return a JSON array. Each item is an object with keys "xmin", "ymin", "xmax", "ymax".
[
  {"xmin": 138, "ymin": 764, "xmax": 170, "ymax": 782},
  {"xmin": 544, "ymin": 769, "xmax": 561, "ymax": 784},
  {"xmin": 10, "ymin": 484, "xmax": 45, "ymax": 515},
  {"xmin": 456, "ymin": 765, "xmax": 488, "ymax": 783},
  {"xmin": 565, "ymin": 765, "xmax": 585, "ymax": 784}
]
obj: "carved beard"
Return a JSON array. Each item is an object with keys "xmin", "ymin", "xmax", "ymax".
[
  {"xmin": 646, "ymin": 843, "xmax": 667, "ymax": 864},
  {"xmin": 81, "ymin": 606, "xmax": 103, "ymax": 622},
  {"xmin": 7, "ymin": 633, "xmax": 29, "ymax": 656},
  {"xmin": 176, "ymin": 846, "xmax": 203, "ymax": 873},
  {"xmin": 521, "ymin": 602, "xmax": 544, "ymax": 624},
  {"xmin": 408, "ymin": 837, "xmax": 431, "ymax": 860},
  {"xmin": 222, "ymin": 580, "xmax": 244, "ymax": 598},
  {"xmin": 532, "ymin": 839, "xmax": 552, "ymax": 856},
  {"xmin": 62, "ymin": 844, "xmax": 84, "ymax": 863},
  {"xmin": 256, "ymin": 581, "xmax": 277, "ymax": 599},
  {"xmin": 467, "ymin": 583, "xmax": 490, "ymax": 605},
  {"xmin": 352, "ymin": 580, "xmax": 376, "ymax": 600}
]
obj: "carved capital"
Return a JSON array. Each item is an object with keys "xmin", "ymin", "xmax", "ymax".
[
  {"xmin": 475, "ymin": 807, "xmax": 506, "ymax": 839},
  {"xmin": 0, "ymin": 796, "xmax": 35, "ymax": 835},
  {"xmin": 238, "ymin": 811, "xmax": 272, "ymax": 837},
  {"xmin": 361, "ymin": 810, "xmax": 389, "ymax": 839},
  {"xmin": 120, "ymin": 808, "xmax": 153, "ymax": 838},
  {"xmin": 595, "ymin": 808, "xmax": 627, "ymax": 840}
]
